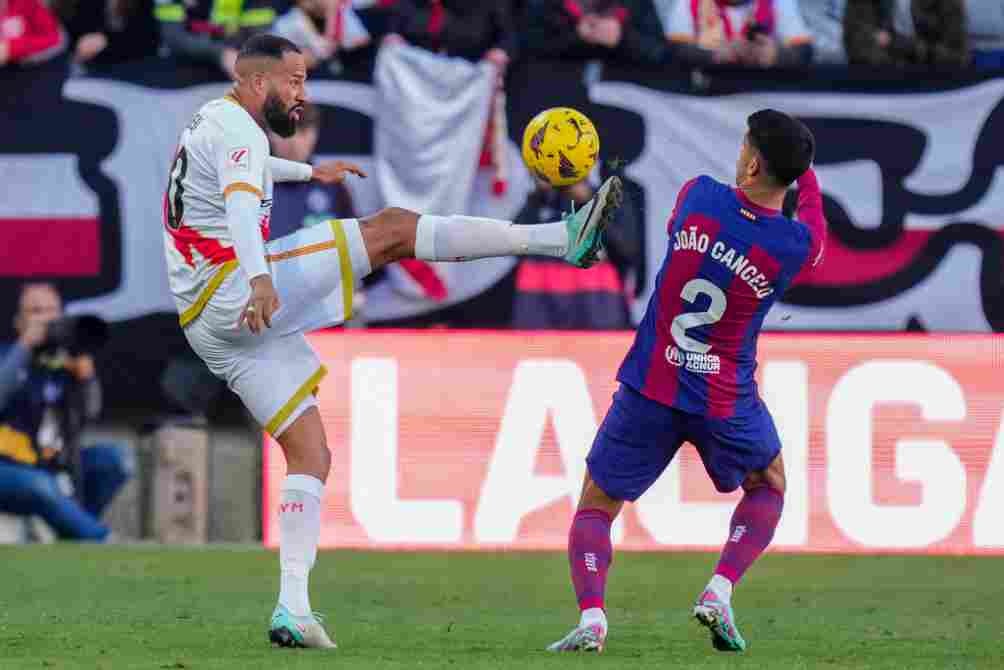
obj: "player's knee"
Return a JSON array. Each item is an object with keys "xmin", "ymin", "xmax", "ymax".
[
  {"xmin": 380, "ymin": 206, "xmax": 418, "ymax": 227},
  {"xmin": 742, "ymin": 467, "xmax": 786, "ymax": 496},
  {"xmin": 578, "ymin": 474, "xmax": 624, "ymax": 519}
]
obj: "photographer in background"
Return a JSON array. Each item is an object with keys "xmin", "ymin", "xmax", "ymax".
[{"xmin": 0, "ymin": 283, "xmax": 130, "ymax": 542}]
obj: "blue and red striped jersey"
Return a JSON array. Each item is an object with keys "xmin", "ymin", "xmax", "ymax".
[{"xmin": 617, "ymin": 170, "xmax": 827, "ymax": 418}]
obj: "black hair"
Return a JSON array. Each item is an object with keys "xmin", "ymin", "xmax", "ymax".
[
  {"xmin": 237, "ymin": 34, "xmax": 302, "ymax": 63},
  {"xmin": 747, "ymin": 109, "xmax": 815, "ymax": 187}
]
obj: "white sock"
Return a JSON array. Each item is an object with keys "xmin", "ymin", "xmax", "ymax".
[
  {"xmin": 580, "ymin": 607, "xmax": 607, "ymax": 633},
  {"xmin": 278, "ymin": 474, "xmax": 325, "ymax": 617},
  {"xmin": 708, "ymin": 574, "xmax": 734, "ymax": 603},
  {"xmin": 415, "ymin": 215, "xmax": 568, "ymax": 261}
]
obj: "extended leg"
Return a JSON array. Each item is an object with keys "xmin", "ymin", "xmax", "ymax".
[{"xmin": 357, "ymin": 176, "xmax": 622, "ymax": 271}]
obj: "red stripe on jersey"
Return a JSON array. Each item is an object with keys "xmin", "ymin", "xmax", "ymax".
[
  {"xmin": 706, "ymin": 244, "xmax": 781, "ymax": 418},
  {"xmin": 170, "ymin": 224, "xmax": 236, "ymax": 267},
  {"xmin": 642, "ymin": 213, "xmax": 721, "ymax": 407},
  {"xmin": 165, "ymin": 188, "xmax": 269, "ymax": 267},
  {"xmin": 667, "ymin": 177, "xmax": 700, "ymax": 234}
]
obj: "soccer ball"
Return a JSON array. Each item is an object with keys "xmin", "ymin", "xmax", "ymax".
[{"xmin": 521, "ymin": 107, "xmax": 600, "ymax": 187}]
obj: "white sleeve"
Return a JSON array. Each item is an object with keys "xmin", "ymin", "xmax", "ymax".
[
  {"xmin": 665, "ymin": 0, "xmax": 697, "ymax": 40},
  {"xmin": 268, "ymin": 156, "xmax": 313, "ymax": 183},
  {"xmin": 216, "ymin": 122, "xmax": 268, "ymax": 201},
  {"xmin": 225, "ymin": 189, "xmax": 270, "ymax": 280},
  {"xmin": 774, "ymin": 0, "xmax": 812, "ymax": 44}
]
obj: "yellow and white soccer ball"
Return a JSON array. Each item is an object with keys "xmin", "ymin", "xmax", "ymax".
[{"xmin": 521, "ymin": 107, "xmax": 600, "ymax": 187}]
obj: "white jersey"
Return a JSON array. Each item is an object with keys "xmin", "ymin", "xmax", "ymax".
[{"xmin": 163, "ymin": 96, "xmax": 273, "ymax": 326}]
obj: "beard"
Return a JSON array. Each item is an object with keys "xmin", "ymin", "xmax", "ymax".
[{"xmin": 263, "ymin": 92, "xmax": 300, "ymax": 138}]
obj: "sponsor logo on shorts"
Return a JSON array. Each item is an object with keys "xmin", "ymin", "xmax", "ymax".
[{"xmin": 665, "ymin": 346, "xmax": 721, "ymax": 375}]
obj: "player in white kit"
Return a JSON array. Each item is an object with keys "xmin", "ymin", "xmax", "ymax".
[{"xmin": 163, "ymin": 34, "xmax": 623, "ymax": 649}]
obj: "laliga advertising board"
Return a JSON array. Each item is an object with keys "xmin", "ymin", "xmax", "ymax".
[{"xmin": 263, "ymin": 332, "xmax": 1004, "ymax": 555}]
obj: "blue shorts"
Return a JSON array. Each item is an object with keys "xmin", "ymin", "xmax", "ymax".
[{"xmin": 586, "ymin": 384, "xmax": 782, "ymax": 501}]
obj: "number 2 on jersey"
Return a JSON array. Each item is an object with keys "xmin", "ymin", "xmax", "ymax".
[
  {"xmin": 165, "ymin": 147, "xmax": 188, "ymax": 230},
  {"xmin": 671, "ymin": 279, "xmax": 726, "ymax": 354}
]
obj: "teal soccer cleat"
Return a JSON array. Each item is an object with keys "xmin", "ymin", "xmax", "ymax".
[
  {"xmin": 693, "ymin": 588, "xmax": 747, "ymax": 652},
  {"xmin": 562, "ymin": 176, "xmax": 623, "ymax": 268},
  {"xmin": 268, "ymin": 604, "xmax": 337, "ymax": 649}
]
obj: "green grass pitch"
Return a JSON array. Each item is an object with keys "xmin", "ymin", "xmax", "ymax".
[{"xmin": 0, "ymin": 545, "xmax": 996, "ymax": 669}]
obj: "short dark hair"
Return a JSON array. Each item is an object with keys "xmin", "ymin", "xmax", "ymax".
[
  {"xmin": 747, "ymin": 109, "xmax": 815, "ymax": 187},
  {"xmin": 237, "ymin": 34, "xmax": 302, "ymax": 62}
]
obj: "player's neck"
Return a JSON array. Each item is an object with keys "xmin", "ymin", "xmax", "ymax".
[
  {"xmin": 228, "ymin": 88, "xmax": 267, "ymax": 133},
  {"xmin": 737, "ymin": 186, "xmax": 785, "ymax": 213}
]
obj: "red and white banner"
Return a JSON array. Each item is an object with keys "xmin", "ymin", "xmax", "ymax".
[{"xmin": 263, "ymin": 331, "xmax": 1004, "ymax": 555}]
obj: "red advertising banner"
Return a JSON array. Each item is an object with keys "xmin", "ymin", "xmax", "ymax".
[{"xmin": 263, "ymin": 332, "xmax": 1004, "ymax": 554}]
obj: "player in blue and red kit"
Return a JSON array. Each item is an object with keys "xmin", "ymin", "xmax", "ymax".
[{"xmin": 548, "ymin": 109, "xmax": 826, "ymax": 654}]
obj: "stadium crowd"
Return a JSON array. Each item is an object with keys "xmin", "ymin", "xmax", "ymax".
[{"xmin": 0, "ymin": 1, "xmax": 997, "ymax": 71}]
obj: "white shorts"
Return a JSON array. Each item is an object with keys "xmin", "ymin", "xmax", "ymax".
[{"xmin": 183, "ymin": 219, "xmax": 369, "ymax": 437}]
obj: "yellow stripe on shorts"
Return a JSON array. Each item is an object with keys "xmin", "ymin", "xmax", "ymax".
[
  {"xmin": 329, "ymin": 219, "xmax": 355, "ymax": 321},
  {"xmin": 179, "ymin": 260, "xmax": 238, "ymax": 327},
  {"xmin": 265, "ymin": 365, "xmax": 328, "ymax": 437}
]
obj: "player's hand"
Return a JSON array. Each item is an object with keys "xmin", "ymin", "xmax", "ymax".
[
  {"xmin": 66, "ymin": 354, "xmax": 96, "ymax": 382},
  {"xmin": 577, "ymin": 16, "xmax": 597, "ymax": 43},
  {"xmin": 17, "ymin": 314, "xmax": 49, "ymax": 350},
  {"xmin": 312, "ymin": 161, "xmax": 367, "ymax": 184},
  {"xmin": 74, "ymin": 32, "xmax": 108, "ymax": 64},
  {"xmin": 239, "ymin": 275, "xmax": 280, "ymax": 335},
  {"xmin": 0, "ymin": 40, "xmax": 9, "ymax": 66}
]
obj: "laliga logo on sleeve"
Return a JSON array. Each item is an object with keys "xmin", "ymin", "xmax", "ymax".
[{"xmin": 228, "ymin": 147, "xmax": 250, "ymax": 170}]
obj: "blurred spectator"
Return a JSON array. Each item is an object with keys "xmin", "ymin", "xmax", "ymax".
[
  {"xmin": 269, "ymin": 104, "xmax": 359, "ymax": 239},
  {"xmin": 273, "ymin": 0, "xmax": 370, "ymax": 70},
  {"xmin": 0, "ymin": 0, "xmax": 65, "ymax": 67},
  {"xmin": 523, "ymin": 0, "xmax": 668, "ymax": 66},
  {"xmin": 0, "ymin": 284, "xmax": 131, "ymax": 542},
  {"xmin": 966, "ymin": 3, "xmax": 1004, "ymax": 69},
  {"xmin": 384, "ymin": 1, "xmax": 516, "ymax": 67},
  {"xmin": 663, "ymin": 0, "xmax": 814, "ymax": 67},
  {"xmin": 844, "ymin": 0, "xmax": 968, "ymax": 67},
  {"xmin": 154, "ymin": 0, "xmax": 279, "ymax": 78},
  {"xmin": 510, "ymin": 177, "xmax": 635, "ymax": 330},
  {"xmin": 798, "ymin": 0, "xmax": 845, "ymax": 63},
  {"xmin": 52, "ymin": 0, "xmax": 159, "ymax": 67}
]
